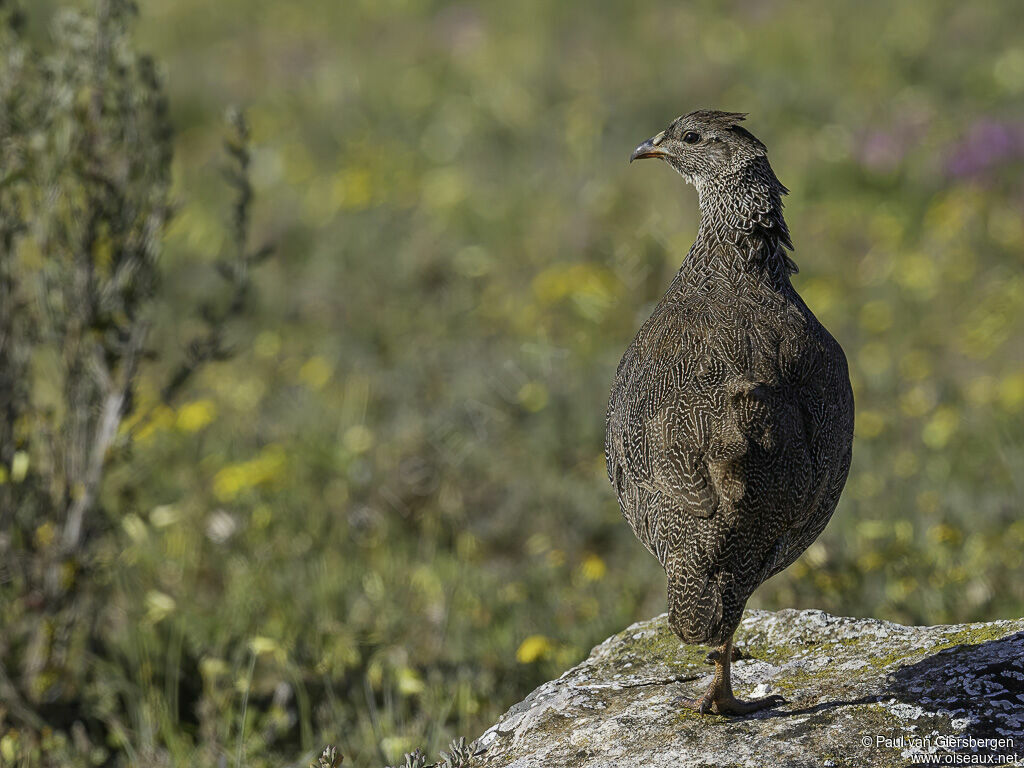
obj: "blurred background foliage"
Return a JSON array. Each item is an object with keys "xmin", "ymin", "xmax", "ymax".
[{"xmin": 2, "ymin": 0, "xmax": 1023, "ymax": 765}]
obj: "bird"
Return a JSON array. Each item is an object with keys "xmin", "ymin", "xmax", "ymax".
[{"xmin": 604, "ymin": 110, "xmax": 854, "ymax": 715}]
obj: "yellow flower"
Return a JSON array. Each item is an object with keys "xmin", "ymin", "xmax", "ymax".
[
  {"xmin": 516, "ymin": 635, "xmax": 552, "ymax": 664},
  {"xmin": 397, "ymin": 667, "xmax": 425, "ymax": 696},
  {"xmin": 10, "ymin": 451, "xmax": 28, "ymax": 483},
  {"xmin": 901, "ymin": 384, "xmax": 937, "ymax": 418},
  {"xmin": 145, "ymin": 591, "xmax": 176, "ymax": 623},
  {"xmin": 212, "ymin": 445, "xmax": 287, "ymax": 501},
  {"xmin": 579, "ymin": 554, "xmax": 606, "ymax": 582},
  {"xmin": 135, "ymin": 404, "xmax": 175, "ymax": 442},
  {"xmin": 200, "ymin": 657, "xmax": 229, "ymax": 681},
  {"xmin": 517, "ymin": 381, "xmax": 549, "ymax": 412},
  {"xmin": 333, "ymin": 168, "xmax": 372, "ymax": 210},
  {"xmin": 531, "ymin": 263, "xmax": 617, "ymax": 316},
  {"xmin": 857, "ymin": 551, "xmax": 884, "ymax": 572},
  {"xmin": 249, "ymin": 636, "xmax": 280, "ymax": 656},
  {"xmin": 248, "ymin": 636, "xmax": 288, "ymax": 665},
  {"xmin": 342, "ymin": 425, "xmax": 374, "ymax": 453},
  {"xmin": 997, "ymin": 372, "xmax": 1024, "ymax": 413},
  {"xmin": 176, "ymin": 399, "xmax": 217, "ymax": 432},
  {"xmin": 299, "ymin": 356, "xmax": 333, "ymax": 391},
  {"xmin": 928, "ymin": 523, "xmax": 962, "ymax": 546},
  {"xmin": 420, "ymin": 167, "xmax": 464, "ymax": 210},
  {"xmin": 150, "ymin": 505, "xmax": 180, "ymax": 528},
  {"xmin": 922, "ymin": 406, "xmax": 958, "ymax": 449},
  {"xmin": 122, "ymin": 514, "xmax": 148, "ymax": 543},
  {"xmin": 1, "ymin": 731, "xmax": 20, "ymax": 764}
]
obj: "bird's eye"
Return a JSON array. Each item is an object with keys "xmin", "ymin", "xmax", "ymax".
[{"xmin": 682, "ymin": 131, "xmax": 700, "ymax": 144}]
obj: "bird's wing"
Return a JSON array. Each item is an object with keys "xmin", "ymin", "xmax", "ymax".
[
  {"xmin": 606, "ymin": 303, "xmax": 723, "ymax": 564},
  {"xmin": 607, "ymin": 296, "xmax": 820, "ymax": 569}
]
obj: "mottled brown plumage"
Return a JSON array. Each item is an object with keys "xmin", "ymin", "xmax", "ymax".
[{"xmin": 605, "ymin": 111, "xmax": 854, "ymax": 715}]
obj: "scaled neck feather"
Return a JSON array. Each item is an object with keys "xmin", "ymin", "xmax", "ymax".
[{"xmin": 685, "ymin": 156, "xmax": 797, "ymax": 285}]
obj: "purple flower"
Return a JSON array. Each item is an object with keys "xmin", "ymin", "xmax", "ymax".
[{"xmin": 946, "ymin": 119, "xmax": 1024, "ymax": 178}]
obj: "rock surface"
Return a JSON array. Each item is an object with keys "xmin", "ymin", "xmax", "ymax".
[{"xmin": 470, "ymin": 609, "xmax": 1024, "ymax": 768}]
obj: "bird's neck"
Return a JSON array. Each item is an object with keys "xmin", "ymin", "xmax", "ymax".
[{"xmin": 686, "ymin": 159, "xmax": 797, "ymax": 284}]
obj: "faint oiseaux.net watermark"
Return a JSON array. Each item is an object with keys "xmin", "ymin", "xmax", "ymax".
[{"xmin": 859, "ymin": 734, "xmax": 1019, "ymax": 765}]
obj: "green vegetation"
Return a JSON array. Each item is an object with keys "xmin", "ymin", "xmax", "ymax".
[{"xmin": 2, "ymin": 0, "xmax": 1023, "ymax": 766}]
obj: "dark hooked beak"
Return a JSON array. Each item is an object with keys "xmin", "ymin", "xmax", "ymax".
[{"xmin": 630, "ymin": 134, "xmax": 671, "ymax": 163}]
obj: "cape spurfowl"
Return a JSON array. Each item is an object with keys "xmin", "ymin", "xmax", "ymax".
[{"xmin": 605, "ymin": 110, "xmax": 854, "ymax": 715}]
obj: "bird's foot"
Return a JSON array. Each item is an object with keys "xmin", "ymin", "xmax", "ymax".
[
  {"xmin": 704, "ymin": 646, "xmax": 744, "ymax": 665},
  {"xmin": 675, "ymin": 690, "xmax": 785, "ymax": 716}
]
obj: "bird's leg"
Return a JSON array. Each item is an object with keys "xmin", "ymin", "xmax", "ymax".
[{"xmin": 677, "ymin": 635, "xmax": 785, "ymax": 716}]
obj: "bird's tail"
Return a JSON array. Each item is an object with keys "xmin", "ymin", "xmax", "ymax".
[{"xmin": 666, "ymin": 552, "xmax": 727, "ymax": 646}]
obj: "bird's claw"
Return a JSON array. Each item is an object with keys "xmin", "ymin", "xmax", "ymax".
[{"xmin": 674, "ymin": 694, "xmax": 713, "ymax": 714}]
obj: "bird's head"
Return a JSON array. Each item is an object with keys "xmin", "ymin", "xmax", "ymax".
[
  {"xmin": 631, "ymin": 109, "xmax": 795, "ymax": 257},
  {"xmin": 630, "ymin": 110, "xmax": 768, "ymax": 189}
]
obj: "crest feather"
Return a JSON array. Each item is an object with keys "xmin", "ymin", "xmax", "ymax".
[{"xmin": 680, "ymin": 110, "xmax": 766, "ymax": 153}]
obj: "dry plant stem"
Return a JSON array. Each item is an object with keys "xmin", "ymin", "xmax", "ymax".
[{"xmin": 61, "ymin": 320, "xmax": 148, "ymax": 556}]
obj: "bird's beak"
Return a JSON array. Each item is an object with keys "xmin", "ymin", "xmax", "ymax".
[{"xmin": 630, "ymin": 132, "xmax": 670, "ymax": 163}]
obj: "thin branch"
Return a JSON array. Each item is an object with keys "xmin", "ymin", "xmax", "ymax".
[{"xmin": 61, "ymin": 318, "xmax": 148, "ymax": 555}]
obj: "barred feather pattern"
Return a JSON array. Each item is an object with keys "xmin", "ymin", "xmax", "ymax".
[{"xmin": 606, "ymin": 111, "xmax": 854, "ymax": 646}]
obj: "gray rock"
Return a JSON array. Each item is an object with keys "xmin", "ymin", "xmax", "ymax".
[{"xmin": 470, "ymin": 609, "xmax": 1024, "ymax": 768}]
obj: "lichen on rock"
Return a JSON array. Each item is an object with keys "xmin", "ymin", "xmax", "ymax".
[{"xmin": 469, "ymin": 609, "xmax": 1024, "ymax": 768}]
